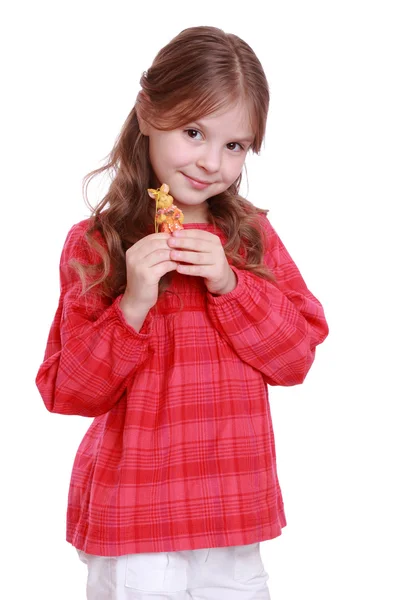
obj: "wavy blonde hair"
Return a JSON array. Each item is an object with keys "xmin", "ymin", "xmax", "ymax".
[{"xmin": 79, "ymin": 26, "xmax": 274, "ymax": 297}]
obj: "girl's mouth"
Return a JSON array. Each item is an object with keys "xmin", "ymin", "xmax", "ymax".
[{"xmin": 182, "ymin": 173, "xmax": 212, "ymax": 190}]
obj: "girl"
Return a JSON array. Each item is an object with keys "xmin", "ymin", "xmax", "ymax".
[{"xmin": 36, "ymin": 26, "xmax": 328, "ymax": 600}]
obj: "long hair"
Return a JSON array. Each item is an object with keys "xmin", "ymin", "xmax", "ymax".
[{"xmin": 79, "ymin": 26, "xmax": 274, "ymax": 298}]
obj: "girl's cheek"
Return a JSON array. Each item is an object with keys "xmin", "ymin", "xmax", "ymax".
[{"xmin": 175, "ymin": 146, "xmax": 193, "ymax": 163}]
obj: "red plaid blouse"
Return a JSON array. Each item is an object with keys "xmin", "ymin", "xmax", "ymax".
[{"xmin": 36, "ymin": 217, "xmax": 328, "ymax": 556}]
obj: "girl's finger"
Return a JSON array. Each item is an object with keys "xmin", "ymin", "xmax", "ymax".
[
  {"xmin": 145, "ymin": 232, "xmax": 172, "ymax": 240},
  {"xmin": 153, "ymin": 260, "xmax": 178, "ymax": 278},
  {"xmin": 135, "ymin": 233, "xmax": 171, "ymax": 252},
  {"xmin": 171, "ymin": 229, "xmax": 217, "ymax": 240},
  {"xmin": 130, "ymin": 239, "xmax": 170, "ymax": 261},
  {"xmin": 176, "ymin": 264, "xmax": 210, "ymax": 276},
  {"xmin": 168, "ymin": 237, "xmax": 214, "ymax": 252},
  {"xmin": 170, "ymin": 250, "xmax": 213, "ymax": 265},
  {"xmin": 142, "ymin": 249, "xmax": 174, "ymax": 267}
]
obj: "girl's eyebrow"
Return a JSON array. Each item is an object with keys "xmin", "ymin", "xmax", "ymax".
[{"xmin": 190, "ymin": 120, "xmax": 254, "ymax": 143}]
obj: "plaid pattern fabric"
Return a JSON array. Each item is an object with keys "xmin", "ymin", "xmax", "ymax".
[{"xmin": 36, "ymin": 217, "xmax": 328, "ymax": 556}]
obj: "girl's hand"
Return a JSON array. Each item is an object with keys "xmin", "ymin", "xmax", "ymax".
[
  {"xmin": 167, "ymin": 229, "xmax": 237, "ymax": 295},
  {"xmin": 120, "ymin": 233, "xmax": 177, "ymax": 329}
]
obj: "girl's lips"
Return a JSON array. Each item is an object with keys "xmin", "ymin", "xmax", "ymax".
[{"xmin": 182, "ymin": 173, "xmax": 212, "ymax": 190}]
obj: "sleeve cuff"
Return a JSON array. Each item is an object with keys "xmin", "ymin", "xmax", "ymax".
[
  {"xmin": 113, "ymin": 294, "xmax": 153, "ymax": 338},
  {"xmin": 206, "ymin": 266, "xmax": 250, "ymax": 305}
]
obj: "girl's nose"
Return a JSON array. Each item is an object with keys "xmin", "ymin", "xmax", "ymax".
[{"xmin": 196, "ymin": 146, "xmax": 222, "ymax": 173}]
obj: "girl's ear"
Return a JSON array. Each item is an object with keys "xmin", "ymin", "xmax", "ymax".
[{"xmin": 136, "ymin": 92, "xmax": 151, "ymax": 136}]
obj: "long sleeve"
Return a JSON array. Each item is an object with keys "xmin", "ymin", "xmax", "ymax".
[
  {"xmin": 35, "ymin": 221, "xmax": 152, "ymax": 417},
  {"xmin": 206, "ymin": 217, "xmax": 328, "ymax": 386}
]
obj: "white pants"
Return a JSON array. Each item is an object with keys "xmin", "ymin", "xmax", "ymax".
[{"xmin": 78, "ymin": 542, "xmax": 270, "ymax": 599}]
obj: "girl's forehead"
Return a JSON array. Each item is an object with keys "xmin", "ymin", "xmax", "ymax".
[
  {"xmin": 194, "ymin": 101, "xmax": 255, "ymax": 137},
  {"xmin": 207, "ymin": 100, "xmax": 251, "ymax": 119}
]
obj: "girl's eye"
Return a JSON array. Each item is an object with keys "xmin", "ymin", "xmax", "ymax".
[
  {"xmin": 227, "ymin": 142, "xmax": 244, "ymax": 152},
  {"xmin": 185, "ymin": 129, "xmax": 202, "ymax": 140}
]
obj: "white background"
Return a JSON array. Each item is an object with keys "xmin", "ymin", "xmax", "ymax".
[{"xmin": 1, "ymin": 1, "xmax": 399, "ymax": 599}]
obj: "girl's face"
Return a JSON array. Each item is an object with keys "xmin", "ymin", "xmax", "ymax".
[{"xmin": 145, "ymin": 101, "xmax": 255, "ymax": 222}]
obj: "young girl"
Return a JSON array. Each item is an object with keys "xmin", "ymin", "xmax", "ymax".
[{"xmin": 36, "ymin": 26, "xmax": 328, "ymax": 600}]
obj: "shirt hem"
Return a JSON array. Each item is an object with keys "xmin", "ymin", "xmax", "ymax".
[{"xmin": 67, "ymin": 517, "xmax": 287, "ymax": 556}]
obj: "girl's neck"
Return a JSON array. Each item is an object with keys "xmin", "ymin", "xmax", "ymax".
[{"xmin": 174, "ymin": 201, "xmax": 209, "ymax": 224}]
